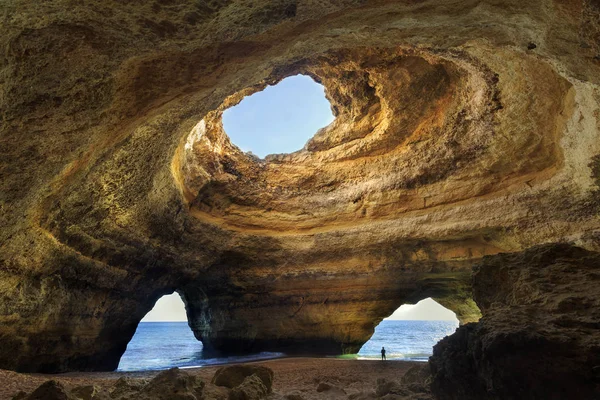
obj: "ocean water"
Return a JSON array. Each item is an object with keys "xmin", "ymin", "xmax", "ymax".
[
  {"xmin": 117, "ymin": 322, "xmax": 283, "ymax": 372},
  {"xmin": 357, "ymin": 320, "xmax": 458, "ymax": 361},
  {"xmin": 117, "ymin": 320, "xmax": 458, "ymax": 371}
]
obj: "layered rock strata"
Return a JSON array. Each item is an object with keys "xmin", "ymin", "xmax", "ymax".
[
  {"xmin": 429, "ymin": 244, "xmax": 600, "ymax": 399},
  {"xmin": 0, "ymin": 0, "xmax": 599, "ymax": 374}
]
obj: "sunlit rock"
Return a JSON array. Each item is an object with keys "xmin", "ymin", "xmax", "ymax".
[{"xmin": 0, "ymin": 0, "xmax": 598, "ymax": 380}]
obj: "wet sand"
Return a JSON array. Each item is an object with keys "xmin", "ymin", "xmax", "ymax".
[{"xmin": 0, "ymin": 357, "xmax": 420, "ymax": 400}]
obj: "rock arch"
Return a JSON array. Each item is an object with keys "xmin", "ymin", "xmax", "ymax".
[{"xmin": 0, "ymin": 0, "xmax": 599, "ymax": 385}]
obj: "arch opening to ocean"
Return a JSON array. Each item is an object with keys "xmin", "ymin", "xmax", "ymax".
[
  {"xmin": 357, "ymin": 298, "xmax": 459, "ymax": 361},
  {"xmin": 117, "ymin": 293, "xmax": 201, "ymax": 371},
  {"xmin": 117, "ymin": 293, "xmax": 284, "ymax": 371}
]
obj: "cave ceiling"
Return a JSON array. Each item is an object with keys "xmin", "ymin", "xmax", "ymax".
[{"xmin": 0, "ymin": 0, "xmax": 599, "ymax": 372}]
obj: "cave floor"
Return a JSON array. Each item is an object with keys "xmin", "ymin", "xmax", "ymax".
[{"xmin": 0, "ymin": 358, "xmax": 418, "ymax": 400}]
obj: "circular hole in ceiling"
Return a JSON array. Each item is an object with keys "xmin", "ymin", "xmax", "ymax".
[{"xmin": 222, "ymin": 74, "xmax": 335, "ymax": 158}]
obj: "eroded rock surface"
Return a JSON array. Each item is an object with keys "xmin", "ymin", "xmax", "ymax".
[
  {"xmin": 139, "ymin": 368, "xmax": 205, "ymax": 400},
  {"xmin": 0, "ymin": 0, "xmax": 599, "ymax": 373},
  {"xmin": 212, "ymin": 365, "xmax": 273, "ymax": 392},
  {"xmin": 429, "ymin": 244, "xmax": 600, "ymax": 399},
  {"xmin": 16, "ymin": 368, "xmax": 203, "ymax": 400},
  {"xmin": 228, "ymin": 375, "xmax": 268, "ymax": 400},
  {"xmin": 21, "ymin": 381, "xmax": 75, "ymax": 400}
]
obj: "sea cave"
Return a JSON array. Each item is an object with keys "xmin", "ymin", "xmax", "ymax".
[{"xmin": 0, "ymin": 0, "xmax": 599, "ymax": 399}]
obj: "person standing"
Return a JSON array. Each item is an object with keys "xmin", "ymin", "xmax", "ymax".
[{"xmin": 381, "ymin": 346, "xmax": 386, "ymax": 361}]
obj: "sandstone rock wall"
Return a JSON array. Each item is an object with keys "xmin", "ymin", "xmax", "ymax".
[
  {"xmin": 430, "ymin": 244, "xmax": 600, "ymax": 399},
  {"xmin": 0, "ymin": 0, "xmax": 599, "ymax": 372}
]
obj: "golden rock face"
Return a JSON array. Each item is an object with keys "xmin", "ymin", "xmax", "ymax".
[{"xmin": 0, "ymin": 0, "xmax": 599, "ymax": 372}]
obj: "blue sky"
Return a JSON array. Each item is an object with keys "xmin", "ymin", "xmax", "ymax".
[{"xmin": 222, "ymin": 74, "xmax": 335, "ymax": 158}]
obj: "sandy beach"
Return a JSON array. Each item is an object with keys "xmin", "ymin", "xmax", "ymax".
[{"xmin": 0, "ymin": 358, "xmax": 421, "ymax": 400}]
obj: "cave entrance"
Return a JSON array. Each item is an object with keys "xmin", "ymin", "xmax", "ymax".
[
  {"xmin": 117, "ymin": 293, "xmax": 201, "ymax": 371},
  {"xmin": 358, "ymin": 298, "xmax": 459, "ymax": 361},
  {"xmin": 222, "ymin": 74, "xmax": 335, "ymax": 158}
]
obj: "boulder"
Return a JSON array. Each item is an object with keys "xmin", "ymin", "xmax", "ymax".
[
  {"xmin": 212, "ymin": 365, "xmax": 274, "ymax": 392},
  {"xmin": 202, "ymin": 383, "xmax": 230, "ymax": 400},
  {"xmin": 25, "ymin": 380, "xmax": 76, "ymax": 400},
  {"xmin": 228, "ymin": 375, "xmax": 268, "ymax": 400},
  {"xmin": 110, "ymin": 377, "xmax": 147, "ymax": 399},
  {"xmin": 139, "ymin": 368, "xmax": 204, "ymax": 400},
  {"xmin": 71, "ymin": 385, "xmax": 102, "ymax": 400}
]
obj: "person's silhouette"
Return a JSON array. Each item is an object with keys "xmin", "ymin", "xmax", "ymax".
[{"xmin": 381, "ymin": 346, "xmax": 386, "ymax": 361}]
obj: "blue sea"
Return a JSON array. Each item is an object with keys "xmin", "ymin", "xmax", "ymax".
[
  {"xmin": 356, "ymin": 320, "xmax": 458, "ymax": 361},
  {"xmin": 117, "ymin": 320, "xmax": 458, "ymax": 371}
]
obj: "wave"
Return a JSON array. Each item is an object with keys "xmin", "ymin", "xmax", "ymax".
[
  {"xmin": 118, "ymin": 352, "xmax": 286, "ymax": 372},
  {"xmin": 356, "ymin": 353, "xmax": 431, "ymax": 362}
]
